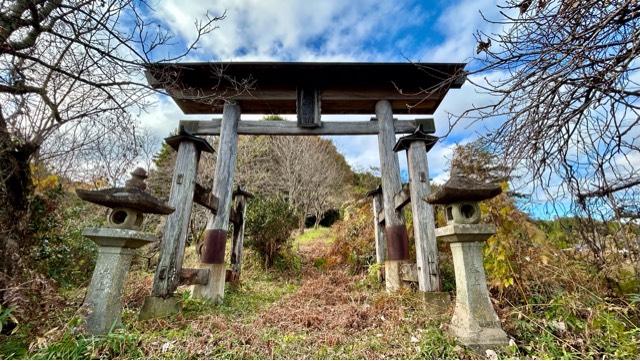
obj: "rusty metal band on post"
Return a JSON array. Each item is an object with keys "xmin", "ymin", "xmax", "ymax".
[
  {"xmin": 200, "ymin": 229, "xmax": 227, "ymax": 264},
  {"xmin": 385, "ymin": 224, "xmax": 409, "ymax": 260}
]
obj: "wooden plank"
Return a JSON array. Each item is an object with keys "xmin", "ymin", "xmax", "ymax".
[
  {"xmin": 372, "ymin": 193, "xmax": 386, "ymax": 265},
  {"xmin": 376, "ymin": 186, "xmax": 411, "ymax": 224},
  {"xmin": 166, "ymin": 96, "xmax": 441, "ymax": 115},
  {"xmin": 192, "ymin": 102, "xmax": 241, "ymax": 303},
  {"xmin": 151, "ymin": 141, "xmax": 200, "ymax": 298},
  {"xmin": 407, "ymin": 141, "xmax": 441, "ymax": 292},
  {"xmin": 193, "ymin": 183, "xmax": 218, "ymax": 212},
  {"xmin": 180, "ymin": 118, "xmax": 434, "ymax": 136},
  {"xmin": 168, "ymin": 85, "xmax": 448, "ymax": 102},
  {"xmin": 400, "ymin": 263, "xmax": 419, "ymax": 283},
  {"xmin": 394, "ymin": 186, "xmax": 411, "ymax": 211},
  {"xmin": 179, "ymin": 268, "xmax": 209, "ymax": 286},
  {"xmin": 230, "ymin": 194, "xmax": 247, "ymax": 283},
  {"xmin": 296, "ymin": 86, "xmax": 321, "ymax": 128},
  {"xmin": 376, "ymin": 100, "xmax": 410, "ymax": 292}
]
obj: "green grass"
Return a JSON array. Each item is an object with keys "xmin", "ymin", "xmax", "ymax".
[{"xmin": 293, "ymin": 227, "xmax": 333, "ymax": 246}]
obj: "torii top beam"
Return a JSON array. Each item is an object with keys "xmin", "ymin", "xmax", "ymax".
[{"xmin": 146, "ymin": 62, "xmax": 466, "ymax": 124}]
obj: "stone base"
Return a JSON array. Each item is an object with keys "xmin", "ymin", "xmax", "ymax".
[
  {"xmin": 138, "ymin": 295, "xmax": 182, "ymax": 320},
  {"xmin": 450, "ymin": 324, "xmax": 509, "ymax": 350},
  {"xmin": 421, "ymin": 291, "xmax": 451, "ymax": 312}
]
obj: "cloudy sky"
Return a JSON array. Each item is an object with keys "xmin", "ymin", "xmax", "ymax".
[{"xmin": 141, "ymin": 0, "xmax": 503, "ymax": 188}]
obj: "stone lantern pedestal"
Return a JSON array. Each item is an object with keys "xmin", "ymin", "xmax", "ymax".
[
  {"xmin": 82, "ymin": 228, "xmax": 155, "ymax": 335},
  {"xmin": 426, "ymin": 167, "xmax": 509, "ymax": 349},
  {"xmin": 435, "ymin": 224, "xmax": 508, "ymax": 348}
]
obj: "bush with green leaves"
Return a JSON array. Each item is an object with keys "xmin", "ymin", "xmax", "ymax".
[
  {"xmin": 244, "ymin": 196, "xmax": 297, "ymax": 268},
  {"xmin": 30, "ymin": 187, "xmax": 101, "ymax": 288}
]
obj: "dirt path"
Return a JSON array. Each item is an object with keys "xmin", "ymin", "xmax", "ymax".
[{"xmin": 233, "ymin": 229, "xmax": 455, "ymax": 359}]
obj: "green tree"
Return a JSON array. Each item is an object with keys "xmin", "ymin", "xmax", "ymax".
[{"xmin": 244, "ymin": 196, "xmax": 298, "ymax": 267}]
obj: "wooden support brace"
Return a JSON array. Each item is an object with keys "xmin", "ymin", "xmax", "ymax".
[
  {"xmin": 377, "ymin": 186, "xmax": 411, "ymax": 224},
  {"xmin": 394, "ymin": 186, "xmax": 411, "ymax": 211},
  {"xmin": 179, "ymin": 268, "xmax": 209, "ymax": 286},
  {"xmin": 194, "ymin": 183, "xmax": 218, "ymax": 212},
  {"xmin": 400, "ymin": 263, "xmax": 419, "ymax": 283}
]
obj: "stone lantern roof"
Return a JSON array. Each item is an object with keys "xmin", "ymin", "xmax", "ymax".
[
  {"xmin": 76, "ymin": 168, "xmax": 174, "ymax": 214},
  {"xmin": 426, "ymin": 166, "xmax": 502, "ymax": 205},
  {"xmin": 392, "ymin": 127, "xmax": 439, "ymax": 153}
]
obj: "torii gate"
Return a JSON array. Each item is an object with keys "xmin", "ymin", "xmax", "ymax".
[{"xmin": 139, "ymin": 62, "xmax": 465, "ymax": 318}]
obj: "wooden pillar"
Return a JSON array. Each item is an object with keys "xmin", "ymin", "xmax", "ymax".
[
  {"xmin": 150, "ymin": 133, "xmax": 214, "ymax": 298},
  {"xmin": 230, "ymin": 187, "xmax": 251, "ymax": 283},
  {"xmin": 376, "ymin": 100, "xmax": 409, "ymax": 292},
  {"xmin": 407, "ymin": 142, "xmax": 440, "ymax": 291},
  {"xmin": 394, "ymin": 129, "xmax": 440, "ymax": 292},
  {"xmin": 140, "ymin": 132, "xmax": 214, "ymax": 320},
  {"xmin": 192, "ymin": 102, "xmax": 240, "ymax": 302}
]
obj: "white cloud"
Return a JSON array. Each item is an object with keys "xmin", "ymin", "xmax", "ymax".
[
  {"xmin": 423, "ymin": 0, "xmax": 520, "ymax": 64},
  {"xmin": 154, "ymin": 0, "xmax": 423, "ymax": 61},
  {"xmin": 138, "ymin": 95, "xmax": 184, "ymax": 138},
  {"xmin": 422, "ymin": 0, "xmax": 500, "ymax": 62}
]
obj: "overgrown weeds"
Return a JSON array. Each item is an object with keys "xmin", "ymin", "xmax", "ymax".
[{"xmin": 329, "ymin": 200, "xmax": 376, "ymax": 273}]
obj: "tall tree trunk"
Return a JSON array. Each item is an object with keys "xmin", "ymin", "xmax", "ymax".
[
  {"xmin": 0, "ymin": 127, "xmax": 36, "ymax": 289},
  {"xmin": 298, "ymin": 216, "xmax": 305, "ymax": 234}
]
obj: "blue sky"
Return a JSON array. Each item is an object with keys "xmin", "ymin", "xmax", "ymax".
[{"xmin": 139, "ymin": 0, "xmax": 556, "ymax": 215}]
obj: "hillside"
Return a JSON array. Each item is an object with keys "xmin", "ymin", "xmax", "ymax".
[{"xmin": 1, "ymin": 191, "xmax": 639, "ymax": 359}]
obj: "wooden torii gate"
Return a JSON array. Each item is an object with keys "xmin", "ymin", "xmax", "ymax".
[{"xmin": 140, "ymin": 62, "xmax": 465, "ymax": 317}]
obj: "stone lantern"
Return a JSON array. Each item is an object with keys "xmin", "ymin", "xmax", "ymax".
[
  {"xmin": 426, "ymin": 167, "xmax": 508, "ymax": 349},
  {"xmin": 76, "ymin": 168, "xmax": 173, "ymax": 335}
]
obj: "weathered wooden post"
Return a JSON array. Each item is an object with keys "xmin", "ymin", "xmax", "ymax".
[
  {"xmin": 76, "ymin": 169, "xmax": 173, "ymax": 334},
  {"xmin": 229, "ymin": 186, "xmax": 252, "ymax": 283},
  {"xmin": 366, "ymin": 186, "xmax": 386, "ymax": 265},
  {"xmin": 426, "ymin": 167, "xmax": 508, "ymax": 349},
  {"xmin": 192, "ymin": 102, "xmax": 241, "ymax": 302},
  {"xmin": 376, "ymin": 100, "xmax": 410, "ymax": 291},
  {"xmin": 393, "ymin": 127, "xmax": 441, "ymax": 292},
  {"xmin": 139, "ymin": 130, "xmax": 214, "ymax": 319}
]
